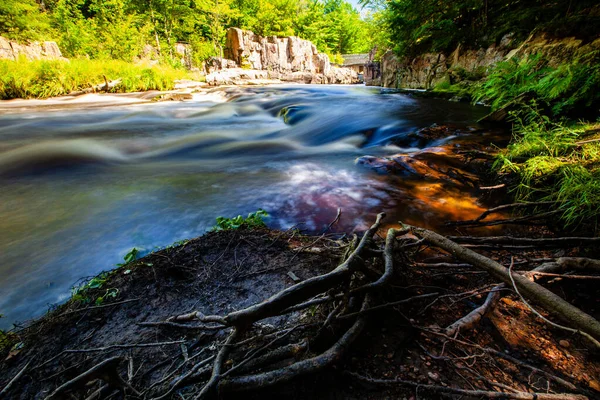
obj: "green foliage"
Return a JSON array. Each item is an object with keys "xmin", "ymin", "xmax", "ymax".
[
  {"xmin": 94, "ymin": 288, "xmax": 119, "ymax": 306},
  {"xmin": 211, "ymin": 209, "xmax": 269, "ymax": 231},
  {"xmin": 383, "ymin": 0, "xmax": 600, "ymax": 57},
  {"xmin": 117, "ymin": 248, "xmax": 140, "ymax": 267},
  {"xmin": 1, "ymin": 0, "xmax": 375, "ymax": 63},
  {"xmin": 495, "ymin": 117, "xmax": 600, "ymax": 229},
  {"xmin": 0, "ymin": 329, "xmax": 18, "ymax": 354},
  {"xmin": 0, "ymin": 58, "xmax": 197, "ymax": 99},
  {"xmin": 71, "ymin": 272, "xmax": 111, "ymax": 304},
  {"xmin": 0, "ymin": 0, "xmax": 50, "ymax": 40},
  {"xmin": 474, "ymin": 52, "xmax": 600, "ymax": 120}
]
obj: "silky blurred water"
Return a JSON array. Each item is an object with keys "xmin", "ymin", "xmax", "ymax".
[{"xmin": 0, "ymin": 85, "xmax": 493, "ymax": 328}]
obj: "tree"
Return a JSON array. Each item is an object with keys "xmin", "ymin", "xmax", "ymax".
[{"xmin": 0, "ymin": 0, "xmax": 50, "ymax": 40}]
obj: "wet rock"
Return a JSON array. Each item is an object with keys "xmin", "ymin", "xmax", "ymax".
[
  {"xmin": 205, "ymin": 68, "xmax": 273, "ymax": 86},
  {"xmin": 355, "ymin": 154, "xmax": 426, "ymax": 177},
  {"xmin": 391, "ymin": 124, "xmax": 467, "ymax": 148},
  {"xmin": 380, "ymin": 33, "xmax": 600, "ymax": 89},
  {"xmin": 204, "ymin": 57, "xmax": 238, "ymax": 74}
]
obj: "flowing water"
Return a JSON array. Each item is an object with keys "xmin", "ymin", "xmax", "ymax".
[{"xmin": 0, "ymin": 85, "xmax": 498, "ymax": 328}]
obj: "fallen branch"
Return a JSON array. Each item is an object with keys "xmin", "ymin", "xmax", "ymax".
[
  {"xmin": 526, "ymin": 272, "xmax": 600, "ymax": 280},
  {"xmin": 507, "ymin": 260, "xmax": 600, "ymax": 348},
  {"xmin": 445, "ymin": 284, "xmax": 504, "ymax": 337},
  {"xmin": 447, "ymin": 202, "xmax": 557, "ymax": 226},
  {"xmin": 346, "ymin": 371, "xmax": 588, "ymax": 400},
  {"xmin": 526, "ymin": 257, "xmax": 600, "ymax": 280},
  {"xmin": 404, "ymin": 223, "xmax": 600, "ymax": 345},
  {"xmin": 69, "ymin": 77, "xmax": 122, "ymax": 96}
]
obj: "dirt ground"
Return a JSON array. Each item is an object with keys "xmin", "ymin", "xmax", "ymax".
[{"xmin": 1, "ymin": 222, "xmax": 599, "ymax": 399}]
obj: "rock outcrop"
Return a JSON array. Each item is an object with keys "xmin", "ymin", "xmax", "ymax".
[
  {"xmin": 380, "ymin": 33, "xmax": 600, "ymax": 89},
  {"xmin": 205, "ymin": 28, "xmax": 359, "ymax": 86},
  {"xmin": 0, "ymin": 36, "xmax": 66, "ymax": 61},
  {"xmin": 381, "ymin": 36, "xmax": 514, "ymax": 89}
]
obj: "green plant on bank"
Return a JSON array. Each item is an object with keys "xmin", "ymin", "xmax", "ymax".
[
  {"xmin": 69, "ymin": 247, "xmax": 139, "ymax": 304},
  {"xmin": 70, "ymin": 272, "xmax": 111, "ymax": 304},
  {"xmin": 494, "ymin": 115, "xmax": 600, "ymax": 229},
  {"xmin": 474, "ymin": 52, "xmax": 600, "ymax": 119},
  {"xmin": 0, "ymin": 328, "xmax": 18, "ymax": 353},
  {"xmin": 117, "ymin": 247, "xmax": 140, "ymax": 267},
  {"xmin": 474, "ymin": 50, "xmax": 600, "ymax": 230},
  {"xmin": 0, "ymin": 58, "xmax": 201, "ymax": 100},
  {"xmin": 211, "ymin": 209, "xmax": 269, "ymax": 232}
]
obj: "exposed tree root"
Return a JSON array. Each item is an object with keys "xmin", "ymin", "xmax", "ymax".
[
  {"xmin": 44, "ymin": 356, "xmax": 139, "ymax": 400},
  {"xmin": 3, "ymin": 214, "xmax": 599, "ymax": 399},
  {"xmin": 404, "ymin": 223, "xmax": 600, "ymax": 346}
]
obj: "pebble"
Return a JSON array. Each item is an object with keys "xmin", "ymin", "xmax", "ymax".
[
  {"xmin": 559, "ymin": 339, "xmax": 570, "ymax": 348},
  {"xmin": 427, "ymin": 372, "xmax": 440, "ymax": 381}
]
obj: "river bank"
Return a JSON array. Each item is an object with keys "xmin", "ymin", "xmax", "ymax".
[{"xmin": 2, "ymin": 208, "xmax": 600, "ymax": 398}]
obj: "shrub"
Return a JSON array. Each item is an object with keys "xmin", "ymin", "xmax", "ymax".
[{"xmin": 0, "ymin": 58, "xmax": 200, "ymax": 99}]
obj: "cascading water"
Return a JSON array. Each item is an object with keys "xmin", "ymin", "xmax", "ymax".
[{"xmin": 0, "ymin": 85, "xmax": 501, "ymax": 328}]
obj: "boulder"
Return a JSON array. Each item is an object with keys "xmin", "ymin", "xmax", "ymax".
[
  {"xmin": 0, "ymin": 36, "xmax": 66, "ymax": 61},
  {"xmin": 204, "ymin": 57, "xmax": 238, "ymax": 74},
  {"xmin": 223, "ymin": 27, "xmax": 358, "ymax": 84}
]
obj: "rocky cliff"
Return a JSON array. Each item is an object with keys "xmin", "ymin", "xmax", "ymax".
[
  {"xmin": 0, "ymin": 36, "xmax": 65, "ymax": 61},
  {"xmin": 205, "ymin": 28, "xmax": 358, "ymax": 86},
  {"xmin": 380, "ymin": 33, "xmax": 600, "ymax": 89}
]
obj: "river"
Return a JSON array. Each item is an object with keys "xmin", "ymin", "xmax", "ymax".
[{"xmin": 0, "ymin": 84, "xmax": 498, "ymax": 329}]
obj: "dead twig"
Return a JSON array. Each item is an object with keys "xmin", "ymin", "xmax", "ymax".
[
  {"xmin": 0, "ymin": 361, "xmax": 31, "ymax": 397},
  {"xmin": 448, "ymin": 235, "xmax": 600, "ymax": 248},
  {"xmin": 35, "ymin": 340, "xmax": 186, "ymax": 370},
  {"xmin": 44, "ymin": 356, "xmax": 140, "ymax": 400},
  {"xmin": 345, "ymin": 371, "xmax": 588, "ymax": 400},
  {"xmin": 422, "ymin": 329, "xmax": 578, "ymax": 391}
]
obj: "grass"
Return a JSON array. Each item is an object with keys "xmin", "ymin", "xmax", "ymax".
[
  {"xmin": 495, "ymin": 119, "xmax": 600, "ymax": 230},
  {"xmin": 0, "ymin": 57, "xmax": 204, "ymax": 99},
  {"xmin": 471, "ymin": 50, "xmax": 600, "ymax": 231}
]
